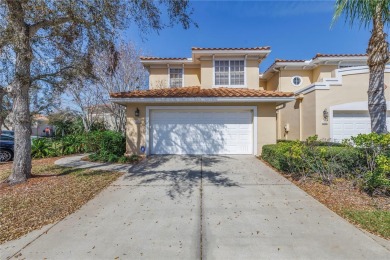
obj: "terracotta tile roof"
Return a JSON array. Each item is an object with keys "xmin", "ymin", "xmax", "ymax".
[
  {"xmin": 313, "ymin": 53, "xmax": 367, "ymax": 59},
  {"xmin": 110, "ymin": 86, "xmax": 293, "ymax": 99},
  {"xmin": 192, "ymin": 46, "xmax": 271, "ymax": 51},
  {"xmin": 140, "ymin": 57, "xmax": 188, "ymax": 61}
]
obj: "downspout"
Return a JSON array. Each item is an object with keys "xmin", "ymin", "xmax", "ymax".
[
  {"xmin": 276, "ymin": 103, "xmax": 286, "ymax": 140},
  {"xmin": 296, "ymin": 94, "xmax": 304, "ymax": 141},
  {"xmin": 273, "ymin": 68, "xmax": 282, "ymax": 138}
]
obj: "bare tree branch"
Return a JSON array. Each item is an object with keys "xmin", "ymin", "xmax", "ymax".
[{"xmin": 29, "ymin": 17, "xmax": 71, "ymax": 37}]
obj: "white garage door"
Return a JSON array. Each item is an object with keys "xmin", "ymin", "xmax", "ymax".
[
  {"xmin": 332, "ymin": 112, "xmax": 390, "ymax": 141},
  {"xmin": 150, "ymin": 109, "xmax": 253, "ymax": 155}
]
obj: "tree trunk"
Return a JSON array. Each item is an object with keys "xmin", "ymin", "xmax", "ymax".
[
  {"xmin": 367, "ymin": 10, "xmax": 389, "ymax": 134},
  {"xmin": 0, "ymin": 90, "xmax": 6, "ymax": 130},
  {"xmin": 6, "ymin": 1, "xmax": 33, "ymax": 184}
]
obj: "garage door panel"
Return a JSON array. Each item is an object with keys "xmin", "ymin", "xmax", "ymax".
[
  {"xmin": 150, "ymin": 109, "xmax": 253, "ymax": 155},
  {"xmin": 332, "ymin": 112, "xmax": 390, "ymax": 141}
]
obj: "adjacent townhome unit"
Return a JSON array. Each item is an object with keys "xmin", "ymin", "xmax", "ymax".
[
  {"xmin": 110, "ymin": 47, "xmax": 295, "ymax": 156},
  {"xmin": 260, "ymin": 54, "xmax": 390, "ymax": 142}
]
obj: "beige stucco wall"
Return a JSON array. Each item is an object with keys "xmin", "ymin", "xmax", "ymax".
[
  {"xmin": 279, "ymin": 70, "xmax": 313, "ymax": 92},
  {"xmin": 315, "ymin": 72, "xmax": 390, "ymax": 140},
  {"xmin": 125, "ymin": 103, "xmax": 278, "ymax": 156},
  {"xmin": 312, "ymin": 65, "xmax": 338, "ymax": 82},
  {"xmin": 301, "ymin": 91, "xmax": 317, "ymax": 140},
  {"xmin": 278, "ymin": 99, "xmax": 301, "ymax": 140},
  {"xmin": 125, "ymin": 104, "xmax": 147, "ymax": 155},
  {"xmin": 149, "ymin": 66, "xmax": 201, "ymax": 89},
  {"xmin": 200, "ymin": 60, "xmax": 213, "ymax": 88},
  {"xmin": 257, "ymin": 103, "xmax": 277, "ymax": 153},
  {"xmin": 184, "ymin": 68, "xmax": 201, "ymax": 86},
  {"xmin": 277, "ymin": 71, "xmax": 390, "ymax": 141},
  {"xmin": 246, "ymin": 59, "xmax": 261, "ymax": 89},
  {"xmin": 259, "ymin": 79, "xmax": 267, "ymax": 90},
  {"xmin": 148, "ymin": 58, "xmax": 260, "ymax": 89},
  {"xmin": 265, "ymin": 73, "xmax": 279, "ymax": 91},
  {"xmin": 149, "ymin": 68, "xmax": 168, "ymax": 89}
]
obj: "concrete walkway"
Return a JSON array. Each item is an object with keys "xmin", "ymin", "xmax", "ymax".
[{"xmin": 1, "ymin": 155, "xmax": 389, "ymax": 259}]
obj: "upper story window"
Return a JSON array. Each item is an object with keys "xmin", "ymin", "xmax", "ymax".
[
  {"xmin": 291, "ymin": 76, "xmax": 302, "ymax": 86},
  {"xmin": 169, "ymin": 68, "xmax": 183, "ymax": 88},
  {"xmin": 215, "ymin": 60, "xmax": 245, "ymax": 86}
]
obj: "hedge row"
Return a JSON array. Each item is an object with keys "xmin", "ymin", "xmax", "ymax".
[
  {"xmin": 31, "ymin": 131, "xmax": 137, "ymax": 163},
  {"xmin": 263, "ymin": 134, "xmax": 390, "ymax": 194},
  {"xmin": 262, "ymin": 142, "xmax": 364, "ymax": 177}
]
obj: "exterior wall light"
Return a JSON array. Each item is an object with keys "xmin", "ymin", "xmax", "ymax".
[
  {"xmin": 135, "ymin": 108, "xmax": 140, "ymax": 117},
  {"xmin": 323, "ymin": 108, "xmax": 329, "ymax": 121}
]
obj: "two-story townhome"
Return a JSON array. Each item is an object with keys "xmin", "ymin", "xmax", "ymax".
[
  {"xmin": 110, "ymin": 47, "xmax": 295, "ymax": 156},
  {"xmin": 261, "ymin": 54, "xmax": 390, "ymax": 141}
]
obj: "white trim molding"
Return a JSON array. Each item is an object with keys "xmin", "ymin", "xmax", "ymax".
[
  {"xmin": 145, "ymin": 106, "xmax": 258, "ymax": 156},
  {"xmin": 295, "ymin": 65, "xmax": 390, "ymax": 95},
  {"xmin": 192, "ymin": 49, "xmax": 270, "ymax": 55}
]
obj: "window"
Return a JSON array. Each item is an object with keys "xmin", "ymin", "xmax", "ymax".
[
  {"xmin": 215, "ymin": 60, "xmax": 245, "ymax": 86},
  {"xmin": 169, "ymin": 68, "xmax": 183, "ymax": 88},
  {"xmin": 291, "ymin": 76, "xmax": 302, "ymax": 86}
]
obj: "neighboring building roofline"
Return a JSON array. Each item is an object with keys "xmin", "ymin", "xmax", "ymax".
[
  {"xmin": 261, "ymin": 53, "xmax": 368, "ymax": 79},
  {"xmin": 192, "ymin": 46, "xmax": 271, "ymax": 51},
  {"xmin": 141, "ymin": 46, "xmax": 272, "ymax": 66},
  {"xmin": 313, "ymin": 53, "xmax": 367, "ymax": 59},
  {"xmin": 294, "ymin": 65, "xmax": 390, "ymax": 95}
]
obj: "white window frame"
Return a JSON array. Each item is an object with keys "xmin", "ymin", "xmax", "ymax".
[
  {"xmin": 291, "ymin": 76, "xmax": 302, "ymax": 86},
  {"xmin": 213, "ymin": 58, "xmax": 246, "ymax": 88},
  {"xmin": 168, "ymin": 67, "xmax": 184, "ymax": 88}
]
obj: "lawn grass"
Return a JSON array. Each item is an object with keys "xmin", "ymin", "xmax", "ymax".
[
  {"xmin": 342, "ymin": 209, "xmax": 390, "ymax": 239},
  {"xmin": 0, "ymin": 159, "xmax": 122, "ymax": 244}
]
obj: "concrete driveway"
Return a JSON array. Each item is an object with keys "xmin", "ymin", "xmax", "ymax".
[{"xmin": 2, "ymin": 155, "xmax": 389, "ymax": 259}]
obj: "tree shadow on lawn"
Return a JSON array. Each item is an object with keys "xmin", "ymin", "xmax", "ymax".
[
  {"xmin": 124, "ymin": 155, "xmax": 239, "ymax": 199},
  {"xmin": 30, "ymin": 166, "xmax": 115, "ymax": 178}
]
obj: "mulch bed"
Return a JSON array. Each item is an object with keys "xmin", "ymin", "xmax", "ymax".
[
  {"xmin": 0, "ymin": 160, "xmax": 122, "ymax": 244},
  {"xmin": 260, "ymin": 158, "xmax": 390, "ymax": 239},
  {"xmin": 293, "ymin": 178, "xmax": 389, "ymax": 212}
]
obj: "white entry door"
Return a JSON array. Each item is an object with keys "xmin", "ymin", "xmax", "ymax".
[
  {"xmin": 150, "ymin": 109, "xmax": 253, "ymax": 155},
  {"xmin": 332, "ymin": 112, "xmax": 390, "ymax": 141}
]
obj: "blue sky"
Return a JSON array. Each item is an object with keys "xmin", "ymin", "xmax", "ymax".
[{"xmin": 124, "ymin": 0, "xmax": 380, "ymax": 71}]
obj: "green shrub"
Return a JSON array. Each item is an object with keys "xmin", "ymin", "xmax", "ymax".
[
  {"xmin": 262, "ymin": 136, "xmax": 365, "ymax": 183},
  {"xmin": 264, "ymin": 133, "xmax": 390, "ymax": 194},
  {"xmin": 31, "ymin": 131, "xmax": 131, "ymax": 163},
  {"xmin": 277, "ymin": 139, "xmax": 346, "ymax": 147},
  {"xmin": 351, "ymin": 133, "xmax": 390, "ymax": 194},
  {"xmin": 31, "ymin": 138, "xmax": 57, "ymax": 158},
  {"xmin": 57, "ymin": 134, "xmax": 85, "ymax": 155},
  {"xmin": 262, "ymin": 142, "xmax": 293, "ymax": 172}
]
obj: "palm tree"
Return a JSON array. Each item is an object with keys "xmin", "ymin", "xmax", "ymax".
[{"xmin": 333, "ymin": 0, "xmax": 389, "ymax": 133}]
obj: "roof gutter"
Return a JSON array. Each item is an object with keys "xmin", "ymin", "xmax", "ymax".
[{"xmin": 110, "ymin": 96, "xmax": 295, "ymax": 104}]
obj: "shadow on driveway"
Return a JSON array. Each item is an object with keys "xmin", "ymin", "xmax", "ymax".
[{"xmin": 124, "ymin": 155, "xmax": 239, "ymax": 199}]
